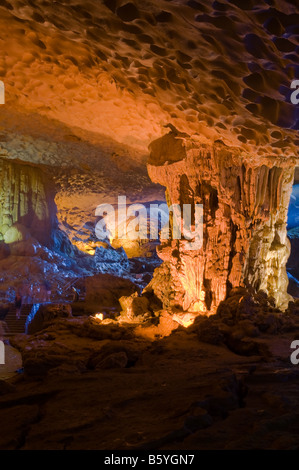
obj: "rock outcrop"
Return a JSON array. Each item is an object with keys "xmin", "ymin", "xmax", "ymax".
[
  {"xmin": 146, "ymin": 131, "xmax": 296, "ymax": 314},
  {"xmin": 1, "ymin": 309, "xmax": 299, "ymax": 450}
]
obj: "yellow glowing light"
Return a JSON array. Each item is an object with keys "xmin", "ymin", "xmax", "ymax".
[
  {"xmin": 94, "ymin": 313, "xmax": 104, "ymax": 321},
  {"xmin": 179, "ymin": 318, "xmax": 195, "ymax": 328},
  {"xmin": 172, "ymin": 312, "xmax": 197, "ymax": 328},
  {"xmin": 72, "ymin": 240, "xmax": 96, "ymax": 255}
]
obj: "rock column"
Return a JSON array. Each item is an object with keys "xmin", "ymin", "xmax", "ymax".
[{"xmin": 146, "ymin": 132, "xmax": 295, "ymax": 314}]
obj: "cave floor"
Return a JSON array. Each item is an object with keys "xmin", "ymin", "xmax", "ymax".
[{"xmin": 1, "ymin": 314, "xmax": 299, "ymax": 451}]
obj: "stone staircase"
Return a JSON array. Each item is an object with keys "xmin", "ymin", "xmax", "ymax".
[
  {"xmin": 3, "ymin": 304, "xmax": 33, "ymax": 336},
  {"xmin": 0, "ymin": 277, "xmax": 86, "ymax": 337}
]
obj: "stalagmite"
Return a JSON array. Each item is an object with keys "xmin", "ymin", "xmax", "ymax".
[{"xmin": 146, "ymin": 131, "xmax": 296, "ymax": 314}]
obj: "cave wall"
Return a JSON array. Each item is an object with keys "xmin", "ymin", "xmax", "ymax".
[
  {"xmin": 146, "ymin": 133, "xmax": 295, "ymax": 314},
  {"xmin": 0, "ymin": 158, "xmax": 57, "ymax": 247}
]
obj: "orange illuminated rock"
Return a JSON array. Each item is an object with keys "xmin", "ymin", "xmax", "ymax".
[
  {"xmin": 146, "ymin": 131, "xmax": 296, "ymax": 314},
  {"xmin": 0, "ymin": 0, "xmax": 298, "ymax": 158}
]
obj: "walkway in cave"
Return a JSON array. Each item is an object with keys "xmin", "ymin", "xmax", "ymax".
[
  {"xmin": 2, "ymin": 294, "xmax": 85, "ymax": 337},
  {"xmin": 0, "ymin": 276, "xmax": 86, "ymax": 336},
  {"xmin": 3, "ymin": 305, "xmax": 32, "ymax": 336}
]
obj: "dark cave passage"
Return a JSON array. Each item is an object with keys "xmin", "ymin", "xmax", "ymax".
[{"xmin": 287, "ymin": 180, "xmax": 299, "ymax": 298}]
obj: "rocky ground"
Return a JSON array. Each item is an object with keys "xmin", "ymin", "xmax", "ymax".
[{"xmin": 0, "ymin": 290, "xmax": 299, "ymax": 450}]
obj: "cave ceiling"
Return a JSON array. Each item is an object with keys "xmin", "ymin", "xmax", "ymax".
[{"xmin": 0, "ymin": 0, "xmax": 298, "ymax": 169}]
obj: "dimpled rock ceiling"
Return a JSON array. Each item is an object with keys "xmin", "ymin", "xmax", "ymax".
[
  {"xmin": 0, "ymin": 0, "xmax": 298, "ymax": 156},
  {"xmin": 0, "ymin": 0, "xmax": 299, "ymax": 314}
]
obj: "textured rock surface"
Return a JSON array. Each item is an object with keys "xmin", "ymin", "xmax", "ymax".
[
  {"xmin": 0, "ymin": 310, "xmax": 298, "ymax": 450},
  {"xmin": 0, "ymin": 0, "xmax": 299, "ymax": 157},
  {"xmin": 84, "ymin": 273, "xmax": 139, "ymax": 313},
  {"xmin": 146, "ymin": 131, "xmax": 296, "ymax": 313},
  {"xmin": 27, "ymin": 303, "xmax": 72, "ymax": 335}
]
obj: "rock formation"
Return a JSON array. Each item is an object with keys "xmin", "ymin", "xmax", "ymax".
[
  {"xmin": 0, "ymin": 0, "xmax": 298, "ymax": 312},
  {"xmin": 146, "ymin": 131, "xmax": 296, "ymax": 314},
  {"xmin": 0, "ymin": 0, "xmax": 299, "ymax": 453},
  {"xmin": 0, "ymin": 158, "xmax": 57, "ymax": 246}
]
